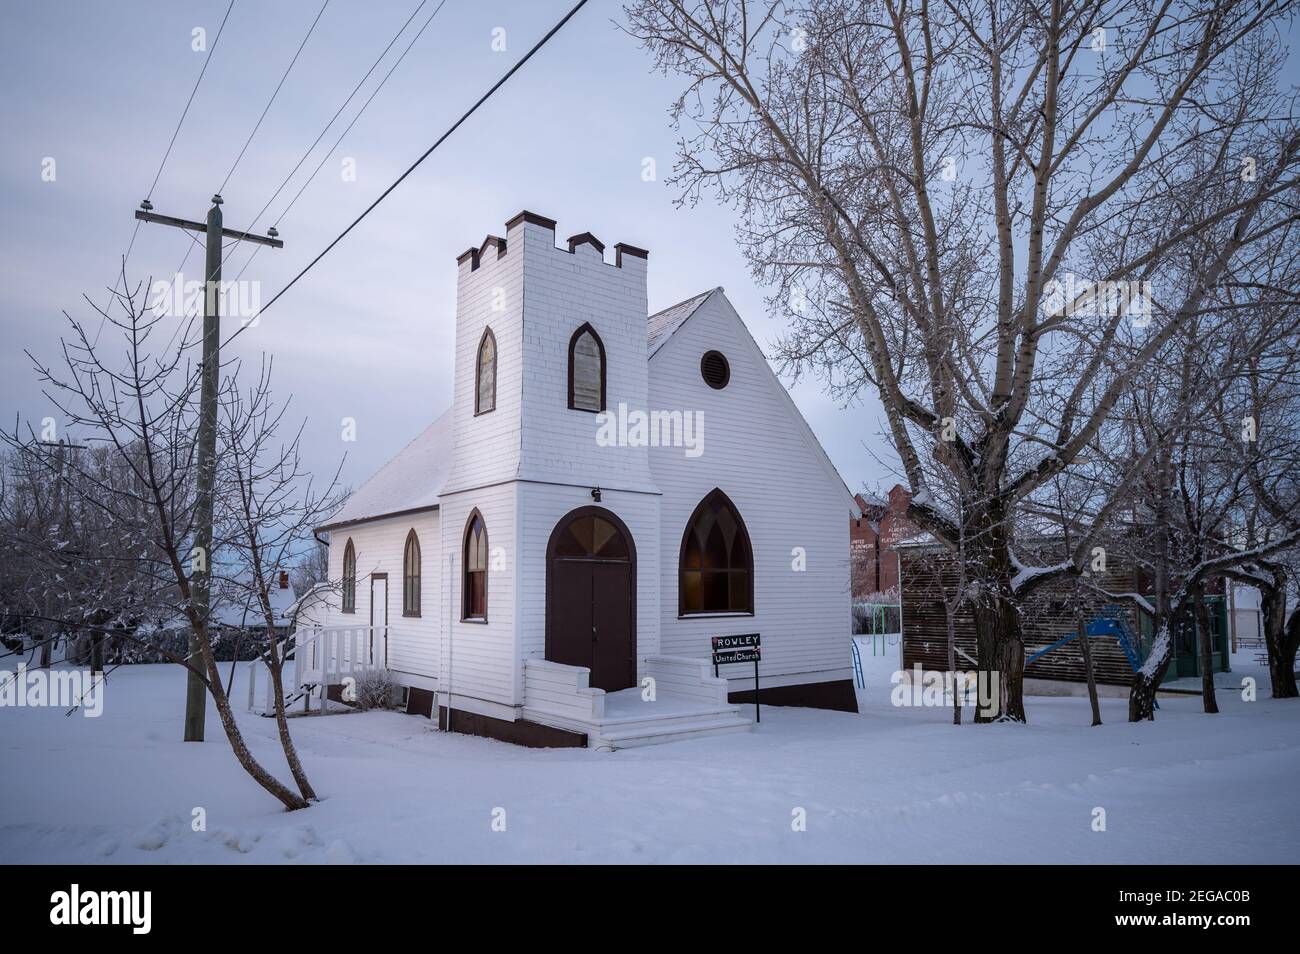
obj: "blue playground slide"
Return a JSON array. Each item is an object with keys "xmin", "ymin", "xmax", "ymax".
[{"xmin": 1024, "ymin": 604, "xmax": 1156, "ymax": 705}]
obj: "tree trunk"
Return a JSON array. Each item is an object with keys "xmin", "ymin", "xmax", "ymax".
[
  {"xmin": 1078, "ymin": 611, "xmax": 1101, "ymax": 726},
  {"xmin": 89, "ymin": 630, "xmax": 103, "ymax": 676},
  {"xmin": 946, "ymin": 604, "xmax": 960, "ymax": 725},
  {"xmin": 1280, "ymin": 610, "xmax": 1300, "ymax": 699},
  {"xmin": 968, "ymin": 502, "xmax": 1026, "ymax": 723},
  {"xmin": 192, "ymin": 622, "xmax": 309, "ymax": 812},
  {"xmin": 264, "ymin": 635, "xmax": 317, "ymax": 803},
  {"xmin": 1131, "ymin": 453, "xmax": 1173, "ymax": 724},
  {"xmin": 1128, "ymin": 657, "xmax": 1164, "ymax": 721},
  {"xmin": 1194, "ymin": 588, "xmax": 1219, "ymax": 714},
  {"xmin": 973, "ymin": 594, "xmax": 1025, "ymax": 722},
  {"xmin": 40, "ymin": 592, "xmax": 53, "ymax": 668},
  {"xmin": 1257, "ymin": 574, "xmax": 1299, "ymax": 699},
  {"xmin": 1130, "ymin": 614, "xmax": 1177, "ymax": 721}
]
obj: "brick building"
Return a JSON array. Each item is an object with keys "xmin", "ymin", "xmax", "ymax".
[{"xmin": 850, "ymin": 484, "xmax": 915, "ymax": 599}]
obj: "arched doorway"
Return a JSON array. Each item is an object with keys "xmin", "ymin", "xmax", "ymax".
[{"xmin": 545, "ymin": 507, "xmax": 636, "ymax": 692}]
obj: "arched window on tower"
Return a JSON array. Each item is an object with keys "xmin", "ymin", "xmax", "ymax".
[
  {"xmin": 567, "ymin": 323, "xmax": 606, "ymax": 412},
  {"xmin": 476, "ymin": 328, "xmax": 496, "ymax": 414}
]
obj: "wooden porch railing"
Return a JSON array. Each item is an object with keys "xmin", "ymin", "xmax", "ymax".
[{"xmin": 245, "ymin": 624, "xmax": 384, "ymax": 715}]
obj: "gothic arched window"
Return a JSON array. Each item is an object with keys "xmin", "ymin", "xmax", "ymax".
[
  {"xmin": 476, "ymin": 328, "xmax": 497, "ymax": 415},
  {"xmin": 402, "ymin": 529, "xmax": 421, "ymax": 618},
  {"xmin": 342, "ymin": 538, "xmax": 357, "ymax": 613},
  {"xmin": 679, "ymin": 489, "xmax": 754, "ymax": 615},
  {"xmin": 567, "ymin": 323, "xmax": 606, "ymax": 412},
  {"xmin": 463, "ymin": 511, "xmax": 488, "ymax": 621}
]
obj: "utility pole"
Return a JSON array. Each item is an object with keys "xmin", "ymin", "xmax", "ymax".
[{"xmin": 136, "ymin": 195, "xmax": 283, "ymax": 741}]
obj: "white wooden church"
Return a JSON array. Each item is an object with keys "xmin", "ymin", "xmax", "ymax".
[{"xmin": 310, "ymin": 211, "xmax": 859, "ymax": 748}]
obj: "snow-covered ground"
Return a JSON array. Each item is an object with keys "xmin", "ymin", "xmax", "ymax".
[{"xmin": 2, "ymin": 648, "xmax": 1296, "ymax": 864}]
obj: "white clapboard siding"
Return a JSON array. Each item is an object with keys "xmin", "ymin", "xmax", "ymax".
[
  {"xmin": 324, "ymin": 511, "xmax": 441, "ymax": 680},
  {"xmin": 512, "ymin": 220, "xmax": 657, "ymax": 493},
  {"xmin": 648, "ymin": 290, "xmax": 854, "ymax": 685},
  {"xmin": 323, "ymin": 214, "xmax": 855, "ymax": 724},
  {"xmin": 437, "ymin": 483, "xmax": 519, "ymax": 707},
  {"xmin": 441, "ymin": 231, "xmax": 525, "ymax": 496}
]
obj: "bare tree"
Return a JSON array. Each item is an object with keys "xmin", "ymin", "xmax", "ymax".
[
  {"xmin": 625, "ymin": 0, "xmax": 1300, "ymax": 720},
  {"xmin": 1221, "ymin": 319, "xmax": 1300, "ymax": 698},
  {"xmin": 217, "ymin": 356, "xmax": 346, "ymax": 804},
  {"xmin": 1, "ymin": 437, "xmax": 163, "ymax": 672},
  {"xmin": 291, "ymin": 538, "xmax": 330, "ymax": 596},
  {"xmin": 3, "ymin": 271, "xmax": 337, "ymax": 811},
  {"xmin": 0, "ymin": 443, "xmax": 75, "ymax": 667}
]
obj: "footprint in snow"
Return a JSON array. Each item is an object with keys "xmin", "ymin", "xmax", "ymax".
[
  {"xmin": 134, "ymin": 813, "xmax": 181, "ymax": 851},
  {"xmin": 214, "ymin": 829, "xmax": 261, "ymax": 854},
  {"xmin": 276, "ymin": 825, "xmax": 322, "ymax": 859},
  {"xmin": 324, "ymin": 839, "xmax": 360, "ymax": 864}
]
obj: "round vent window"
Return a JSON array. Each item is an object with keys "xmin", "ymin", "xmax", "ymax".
[{"xmin": 700, "ymin": 350, "xmax": 730, "ymax": 390}]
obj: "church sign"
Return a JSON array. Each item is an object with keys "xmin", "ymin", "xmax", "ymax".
[
  {"xmin": 712, "ymin": 633, "xmax": 762, "ymax": 723},
  {"xmin": 711, "ymin": 632, "xmax": 761, "ymax": 665}
]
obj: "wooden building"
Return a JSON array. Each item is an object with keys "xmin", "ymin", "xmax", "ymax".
[
  {"xmin": 309, "ymin": 211, "xmax": 861, "ymax": 748},
  {"xmin": 898, "ymin": 540, "xmax": 1229, "ymax": 689}
]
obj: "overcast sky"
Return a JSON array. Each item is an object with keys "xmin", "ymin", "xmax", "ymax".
[{"xmin": 0, "ymin": 0, "xmax": 905, "ymax": 503}]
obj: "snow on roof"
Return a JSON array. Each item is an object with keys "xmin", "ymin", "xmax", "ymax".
[
  {"xmin": 894, "ymin": 530, "xmax": 940, "ymax": 549},
  {"xmin": 320, "ymin": 409, "xmax": 453, "ymax": 530},
  {"xmin": 647, "ymin": 288, "xmax": 717, "ymax": 356},
  {"xmin": 855, "ymin": 492, "xmax": 889, "ymax": 512},
  {"xmin": 160, "ymin": 575, "xmax": 299, "ymax": 630},
  {"xmin": 210, "ymin": 579, "xmax": 298, "ymax": 628}
]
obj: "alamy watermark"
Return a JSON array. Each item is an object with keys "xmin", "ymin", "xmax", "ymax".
[
  {"xmin": 1, "ymin": 664, "xmax": 104, "ymax": 717},
  {"xmin": 50, "ymin": 884, "xmax": 150, "ymax": 934},
  {"xmin": 1042, "ymin": 273, "xmax": 1153, "ymax": 327},
  {"xmin": 891, "ymin": 664, "xmax": 1000, "ymax": 719},
  {"xmin": 596, "ymin": 402, "xmax": 704, "ymax": 458},
  {"xmin": 149, "ymin": 273, "xmax": 262, "ymax": 324}
]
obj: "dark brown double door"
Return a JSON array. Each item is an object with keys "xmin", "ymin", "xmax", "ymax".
[{"xmin": 545, "ymin": 507, "xmax": 636, "ymax": 692}]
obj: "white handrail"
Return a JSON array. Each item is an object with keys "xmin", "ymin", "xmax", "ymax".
[{"xmin": 245, "ymin": 625, "xmax": 385, "ymax": 715}]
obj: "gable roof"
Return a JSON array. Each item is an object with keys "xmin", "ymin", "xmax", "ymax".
[
  {"xmin": 647, "ymin": 289, "xmax": 715, "ymax": 356},
  {"xmin": 649, "ymin": 288, "xmax": 862, "ymax": 518},
  {"xmin": 318, "ymin": 409, "xmax": 454, "ymax": 531}
]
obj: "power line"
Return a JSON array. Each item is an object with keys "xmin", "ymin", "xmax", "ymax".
[
  {"xmin": 92, "ymin": 0, "xmax": 237, "ymax": 348},
  {"xmin": 154, "ymin": 0, "xmax": 330, "ymax": 354},
  {"xmin": 226, "ymin": 0, "xmax": 438, "ymax": 279},
  {"xmin": 148, "ymin": 0, "xmax": 237, "ymax": 201},
  {"xmin": 268, "ymin": 0, "xmax": 448, "ymax": 231},
  {"xmin": 229, "ymin": 0, "xmax": 591, "ymax": 342},
  {"xmin": 217, "ymin": 0, "xmax": 331, "ymax": 196},
  {"xmin": 232, "ymin": 0, "xmax": 449, "ymax": 283},
  {"xmin": 246, "ymin": 0, "xmax": 430, "ymax": 231}
]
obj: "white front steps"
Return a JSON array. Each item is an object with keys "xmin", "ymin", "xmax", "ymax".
[
  {"xmin": 594, "ymin": 706, "xmax": 753, "ymax": 749},
  {"xmin": 525, "ymin": 691, "xmax": 753, "ymax": 750},
  {"xmin": 522, "ymin": 656, "xmax": 753, "ymax": 750}
]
